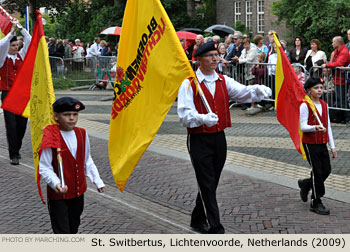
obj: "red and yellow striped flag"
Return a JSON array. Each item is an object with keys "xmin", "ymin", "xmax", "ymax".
[
  {"xmin": 108, "ymin": 0, "xmax": 196, "ymax": 191},
  {"xmin": 273, "ymin": 33, "xmax": 316, "ymax": 160},
  {"xmin": 2, "ymin": 10, "xmax": 56, "ymax": 202}
]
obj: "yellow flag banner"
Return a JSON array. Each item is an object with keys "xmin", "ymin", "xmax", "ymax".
[
  {"xmin": 29, "ymin": 12, "xmax": 56, "ymax": 190},
  {"xmin": 108, "ymin": 0, "xmax": 195, "ymax": 191}
]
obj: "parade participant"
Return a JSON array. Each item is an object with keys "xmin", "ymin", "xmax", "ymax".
[
  {"xmin": 0, "ymin": 20, "xmax": 31, "ymax": 165},
  {"xmin": 298, "ymin": 77, "xmax": 337, "ymax": 215},
  {"xmin": 177, "ymin": 42, "xmax": 271, "ymax": 234},
  {"xmin": 39, "ymin": 97, "xmax": 105, "ymax": 234}
]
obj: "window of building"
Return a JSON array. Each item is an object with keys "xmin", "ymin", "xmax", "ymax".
[
  {"xmin": 234, "ymin": 1, "xmax": 241, "ymax": 24},
  {"xmin": 246, "ymin": 1, "xmax": 252, "ymax": 31},
  {"xmin": 257, "ymin": 0, "xmax": 265, "ymax": 33}
]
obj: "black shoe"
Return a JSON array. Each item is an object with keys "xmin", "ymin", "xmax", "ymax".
[
  {"xmin": 10, "ymin": 157, "xmax": 19, "ymax": 165},
  {"xmin": 190, "ymin": 222, "xmax": 209, "ymax": 233},
  {"xmin": 298, "ymin": 179, "xmax": 309, "ymax": 202},
  {"xmin": 208, "ymin": 224, "xmax": 225, "ymax": 234},
  {"xmin": 310, "ymin": 200, "xmax": 330, "ymax": 215}
]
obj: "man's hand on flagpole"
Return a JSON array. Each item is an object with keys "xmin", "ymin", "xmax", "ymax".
[
  {"xmin": 255, "ymin": 85, "xmax": 272, "ymax": 98},
  {"xmin": 199, "ymin": 113, "xmax": 218, "ymax": 127},
  {"xmin": 97, "ymin": 187, "xmax": 105, "ymax": 193},
  {"xmin": 55, "ymin": 183, "xmax": 68, "ymax": 194}
]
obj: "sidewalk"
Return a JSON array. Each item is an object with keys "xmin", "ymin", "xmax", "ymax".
[{"xmin": 0, "ymin": 90, "xmax": 349, "ymax": 234}]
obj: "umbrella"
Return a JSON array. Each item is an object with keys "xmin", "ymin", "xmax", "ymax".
[
  {"xmin": 100, "ymin": 26, "xmax": 122, "ymax": 35},
  {"xmin": 181, "ymin": 28, "xmax": 204, "ymax": 34},
  {"xmin": 204, "ymin": 24, "xmax": 235, "ymax": 37},
  {"xmin": 176, "ymin": 31, "xmax": 197, "ymax": 40}
]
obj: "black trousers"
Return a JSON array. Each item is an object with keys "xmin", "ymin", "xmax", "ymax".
[
  {"xmin": 302, "ymin": 143, "xmax": 331, "ymax": 201},
  {"xmin": 187, "ymin": 131, "xmax": 226, "ymax": 232},
  {"xmin": 1, "ymin": 91, "xmax": 28, "ymax": 159},
  {"xmin": 48, "ymin": 195, "xmax": 84, "ymax": 234}
]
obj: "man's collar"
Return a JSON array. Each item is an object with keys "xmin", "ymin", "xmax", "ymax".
[{"xmin": 196, "ymin": 68, "xmax": 222, "ymax": 83}]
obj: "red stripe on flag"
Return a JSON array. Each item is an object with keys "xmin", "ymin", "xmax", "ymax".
[{"xmin": 275, "ymin": 44, "xmax": 306, "ymax": 155}]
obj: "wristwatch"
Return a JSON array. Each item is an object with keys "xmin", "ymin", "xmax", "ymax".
[{"xmin": 16, "ymin": 23, "xmax": 23, "ymax": 30}]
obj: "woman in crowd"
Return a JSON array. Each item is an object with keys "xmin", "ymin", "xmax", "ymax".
[
  {"xmin": 304, "ymin": 39, "xmax": 327, "ymax": 78},
  {"xmin": 238, "ymin": 37, "xmax": 258, "ymax": 110},
  {"xmin": 217, "ymin": 43, "xmax": 229, "ymax": 74},
  {"xmin": 253, "ymin": 35, "xmax": 269, "ymax": 61},
  {"xmin": 289, "ymin": 36, "xmax": 307, "ymax": 64}
]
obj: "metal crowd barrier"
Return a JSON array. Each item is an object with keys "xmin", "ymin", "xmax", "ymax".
[
  {"xmin": 49, "ymin": 56, "xmax": 117, "ymax": 89},
  {"xmin": 309, "ymin": 66, "xmax": 350, "ymax": 111},
  {"xmin": 189, "ymin": 60, "xmax": 349, "ymax": 112},
  {"xmin": 48, "ymin": 55, "xmax": 349, "ymax": 112}
]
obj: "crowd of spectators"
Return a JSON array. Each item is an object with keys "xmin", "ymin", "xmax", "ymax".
[{"xmin": 180, "ymin": 29, "xmax": 350, "ymax": 122}]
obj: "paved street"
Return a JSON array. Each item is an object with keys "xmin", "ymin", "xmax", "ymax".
[{"xmin": 0, "ymin": 89, "xmax": 350, "ymax": 234}]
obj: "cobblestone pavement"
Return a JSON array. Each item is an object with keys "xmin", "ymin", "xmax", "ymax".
[{"xmin": 0, "ymin": 89, "xmax": 350, "ymax": 234}]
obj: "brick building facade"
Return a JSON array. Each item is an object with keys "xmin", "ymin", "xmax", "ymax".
[{"xmin": 216, "ymin": 0, "xmax": 288, "ymax": 40}]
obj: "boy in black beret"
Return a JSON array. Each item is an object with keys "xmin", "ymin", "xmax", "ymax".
[
  {"xmin": 39, "ymin": 97, "xmax": 105, "ymax": 233},
  {"xmin": 298, "ymin": 78, "xmax": 337, "ymax": 215}
]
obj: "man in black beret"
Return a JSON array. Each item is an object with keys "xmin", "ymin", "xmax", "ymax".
[
  {"xmin": 178, "ymin": 41, "xmax": 272, "ymax": 234},
  {"xmin": 0, "ymin": 19, "xmax": 32, "ymax": 165},
  {"xmin": 39, "ymin": 96, "xmax": 105, "ymax": 233}
]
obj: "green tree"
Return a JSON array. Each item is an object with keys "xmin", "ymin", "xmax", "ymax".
[
  {"xmin": 3, "ymin": 0, "xmax": 71, "ymax": 30},
  {"xmin": 272, "ymin": 0, "xmax": 350, "ymax": 56}
]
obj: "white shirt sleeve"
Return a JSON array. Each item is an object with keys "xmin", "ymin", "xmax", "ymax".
[
  {"xmin": 39, "ymin": 148, "xmax": 60, "ymax": 190},
  {"xmin": 327, "ymin": 106, "xmax": 335, "ymax": 149},
  {"xmin": 177, "ymin": 79, "xmax": 204, "ymax": 128},
  {"xmin": 0, "ymin": 32, "xmax": 14, "ymax": 68},
  {"xmin": 18, "ymin": 29, "xmax": 31, "ymax": 60},
  {"xmin": 85, "ymin": 132, "xmax": 105, "ymax": 189},
  {"xmin": 224, "ymin": 75, "xmax": 266, "ymax": 103},
  {"xmin": 300, "ymin": 103, "xmax": 317, "ymax": 132}
]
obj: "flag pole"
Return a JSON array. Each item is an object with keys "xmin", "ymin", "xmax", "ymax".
[
  {"xmin": 193, "ymin": 77, "xmax": 213, "ymax": 114},
  {"xmin": 56, "ymin": 148, "xmax": 66, "ymax": 188},
  {"xmin": 0, "ymin": 6, "xmax": 14, "ymax": 21}
]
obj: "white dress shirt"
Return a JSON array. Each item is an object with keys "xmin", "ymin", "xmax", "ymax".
[
  {"xmin": 89, "ymin": 42, "xmax": 101, "ymax": 57},
  {"xmin": 39, "ymin": 130, "xmax": 105, "ymax": 190},
  {"xmin": 177, "ymin": 68, "xmax": 267, "ymax": 128},
  {"xmin": 300, "ymin": 102, "xmax": 335, "ymax": 149}
]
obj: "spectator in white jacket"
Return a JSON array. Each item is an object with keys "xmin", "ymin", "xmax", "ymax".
[
  {"xmin": 304, "ymin": 39, "xmax": 327, "ymax": 78},
  {"xmin": 89, "ymin": 37, "xmax": 101, "ymax": 57},
  {"xmin": 238, "ymin": 37, "xmax": 258, "ymax": 84}
]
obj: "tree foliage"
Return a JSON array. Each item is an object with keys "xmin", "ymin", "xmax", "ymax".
[
  {"xmin": 5, "ymin": 0, "xmax": 217, "ymax": 44},
  {"xmin": 272, "ymin": 0, "xmax": 350, "ymax": 56},
  {"xmin": 4, "ymin": 0, "xmax": 71, "ymax": 14}
]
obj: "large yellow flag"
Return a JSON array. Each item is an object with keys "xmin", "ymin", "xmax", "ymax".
[{"xmin": 108, "ymin": 0, "xmax": 195, "ymax": 191}]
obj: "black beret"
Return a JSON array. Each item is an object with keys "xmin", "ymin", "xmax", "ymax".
[
  {"xmin": 53, "ymin": 97, "xmax": 85, "ymax": 113},
  {"xmin": 194, "ymin": 41, "xmax": 218, "ymax": 57},
  {"xmin": 304, "ymin": 77, "xmax": 324, "ymax": 90},
  {"xmin": 10, "ymin": 36, "xmax": 17, "ymax": 43}
]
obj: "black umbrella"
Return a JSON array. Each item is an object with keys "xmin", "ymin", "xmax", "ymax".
[
  {"xmin": 204, "ymin": 24, "xmax": 235, "ymax": 37},
  {"xmin": 181, "ymin": 28, "xmax": 204, "ymax": 34}
]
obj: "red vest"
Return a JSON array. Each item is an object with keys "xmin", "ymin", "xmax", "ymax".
[
  {"xmin": 302, "ymin": 99, "xmax": 329, "ymax": 144},
  {"xmin": 187, "ymin": 74, "xmax": 231, "ymax": 134},
  {"xmin": 0, "ymin": 53, "xmax": 23, "ymax": 91},
  {"xmin": 47, "ymin": 127, "xmax": 87, "ymax": 200}
]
